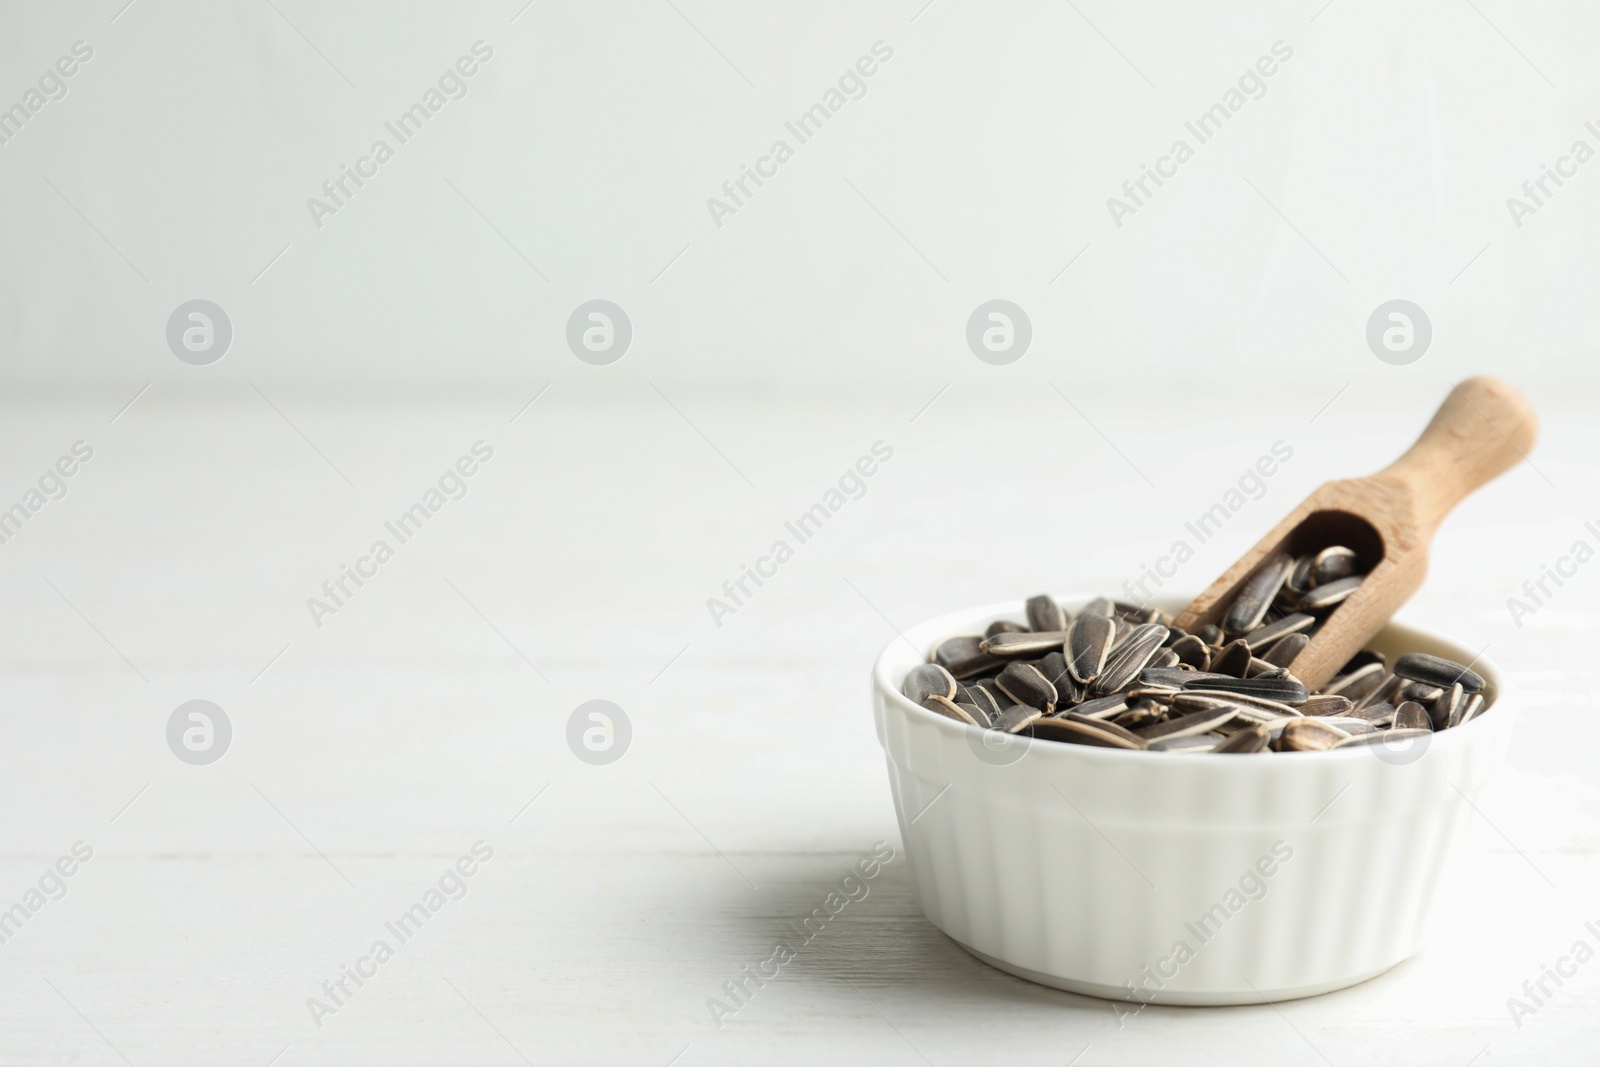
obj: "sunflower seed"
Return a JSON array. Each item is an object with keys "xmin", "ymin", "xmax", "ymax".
[
  {"xmin": 1215, "ymin": 725, "xmax": 1271, "ymax": 753},
  {"xmin": 1313, "ymin": 546, "xmax": 1359, "ymax": 585},
  {"xmin": 1025, "ymin": 594, "xmax": 1067, "ymax": 633},
  {"xmin": 1064, "ymin": 712, "xmax": 1148, "ymax": 746},
  {"xmin": 980, "ymin": 630, "xmax": 1069, "ymax": 657},
  {"xmin": 1260, "ymin": 632, "xmax": 1310, "ymax": 668},
  {"xmin": 1345, "ymin": 701, "xmax": 1397, "ymax": 727},
  {"xmin": 1111, "ymin": 702, "xmax": 1163, "ymax": 730},
  {"xmin": 1091, "ymin": 624, "xmax": 1169, "ymax": 695},
  {"xmin": 1323, "ymin": 662, "xmax": 1385, "ymax": 701},
  {"xmin": 1137, "ymin": 707, "xmax": 1237, "ymax": 741},
  {"xmin": 1241, "ymin": 613, "xmax": 1315, "ymax": 651},
  {"xmin": 958, "ymin": 701, "xmax": 994, "ymax": 728},
  {"xmin": 1393, "ymin": 653, "xmax": 1485, "ymax": 694},
  {"xmin": 995, "ymin": 662, "xmax": 1057, "ymax": 712},
  {"xmin": 1460, "ymin": 693, "xmax": 1486, "ymax": 725},
  {"xmin": 1184, "ymin": 676, "xmax": 1310, "ymax": 704},
  {"xmin": 1068, "ymin": 694, "xmax": 1129, "ymax": 720},
  {"xmin": 1358, "ymin": 673, "xmax": 1404, "ymax": 711},
  {"xmin": 1279, "ymin": 718, "xmax": 1347, "ymax": 751},
  {"xmin": 903, "ymin": 663, "xmax": 957, "ymax": 704},
  {"xmin": 1223, "ymin": 552, "xmax": 1294, "ymax": 634},
  {"xmin": 1081, "ymin": 597, "xmax": 1115, "ymax": 618},
  {"xmin": 1288, "ymin": 554, "xmax": 1316, "ymax": 590},
  {"xmin": 934, "ymin": 636, "xmax": 1004, "ymax": 680},
  {"xmin": 1169, "ymin": 634, "xmax": 1211, "ymax": 669},
  {"xmin": 1245, "ymin": 658, "xmax": 1286, "ymax": 679},
  {"xmin": 1394, "ymin": 700, "xmax": 1432, "ymax": 731},
  {"xmin": 1171, "ymin": 691, "xmax": 1301, "ymax": 720},
  {"xmin": 1066, "ymin": 612, "xmax": 1115, "ymax": 684},
  {"xmin": 1298, "ymin": 575, "xmax": 1364, "ymax": 611},
  {"xmin": 968, "ymin": 685, "xmax": 1004, "ymax": 720},
  {"xmin": 1195, "ymin": 624, "xmax": 1225, "ymax": 647},
  {"xmin": 1297, "ymin": 695, "xmax": 1355, "ymax": 717},
  {"xmin": 1148, "ymin": 648, "xmax": 1181, "ymax": 670},
  {"xmin": 1140, "ymin": 667, "xmax": 1229, "ymax": 688},
  {"xmin": 1028, "ymin": 715, "xmax": 1145, "ymax": 750},
  {"xmin": 923, "ymin": 694, "xmax": 980, "ymax": 726},
  {"xmin": 995, "ymin": 703, "xmax": 1043, "ymax": 733},
  {"xmin": 1398, "ymin": 682, "xmax": 1444, "ymax": 705},
  {"xmin": 985, "ymin": 619, "xmax": 1027, "ymax": 638},
  {"xmin": 1212, "ymin": 639, "xmax": 1252, "ymax": 678}
]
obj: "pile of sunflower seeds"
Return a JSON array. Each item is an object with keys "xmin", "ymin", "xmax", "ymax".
[{"xmin": 906, "ymin": 552, "xmax": 1488, "ymax": 753}]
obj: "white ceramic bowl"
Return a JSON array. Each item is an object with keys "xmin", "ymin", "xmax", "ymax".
[{"xmin": 872, "ymin": 596, "xmax": 1507, "ymax": 1006}]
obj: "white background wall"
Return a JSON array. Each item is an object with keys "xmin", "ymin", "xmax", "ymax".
[{"xmin": 1, "ymin": 0, "xmax": 1597, "ymax": 394}]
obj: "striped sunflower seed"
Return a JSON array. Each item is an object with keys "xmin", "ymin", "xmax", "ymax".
[
  {"xmin": 1184, "ymin": 676, "xmax": 1310, "ymax": 705},
  {"xmin": 980, "ymin": 630, "xmax": 1069, "ymax": 657},
  {"xmin": 965, "ymin": 685, "xmax": 1004, "ymax": 722},
  {"xmin": 1429, "ymin": 682, "xmax": 1462, "ymax": 731},
  {"xmin": 1068, "ymin": 612, "xmax": 1116, "ymax": 684},
  {"xmin": 1398, "ymin": 681, "xmax": 1444, "ymax": 705},
  {"xmin": 1215, "ymin": 725, "xmax": 1271, "ymax": 753},
  {"xmin": 1393, "ymin": 652, "xmax": 1485, "ymax": 694},
  {"xmin": 1140, "ymin": 667, "xmax": 1230, "ymax": 688},
  {"xmin": 1241, "ymin": 613, "xmax": 1315, "ymax": 651},
  {"xmin": 1286, "ymin": 554, "xmax": 1316, "ymax": 594},
  {"xmin": 903, "ymin": 663, "xmax": 957, "ymax": 704},
  {"xmin": 1297, "ymin": 695, "xmax": 1354, "ymax": 717},
  {"xmin": 1026, "ymin": 594, "xmax": 1068, "ymax": 633},
  {"xmin": 1297, "ymin": 574, "xmax": 1364, "ymax": 611},
  {"xmin": 1091, "ymin": 624, "xmax": 1169, "ymax": 696},
  {"xmin": 1068, "ymin": 694, "xmax": 1129, "ymax": 720},
  {"xmin": 1171, "ymin": 691, "xmax": 1300, "ymax": 720},
  {"xmin": 995, "ymin": 703, "xmax": 1043, "ymax": 734},
  {"xmin": 1148, "ymin": 648, "xmax": 1181, "ymax": 670},
  {"xmin": 985, "ymin": 619, "xmax": 1027, "ymax": 638},
  {"xmin": 1323, "ymin": 662, "xmax": 1385, "ymax": 701},
  {"xmin": 1394, "ymin": 700, "xmax": 1432, "ymax": 731},
  {"xmin": 1169, "ymin": 634, "xmax": 1211, "ymax": 670},
  {"xmin": 1137, "ymin": 707, "xmax": 1237, "ymax": 742},
  {"xmin": 923, "ymin": 694, "xmax": 980, "ymax": 726},
  {"xmin": 1063, "ymin": 712, "xmax": 1148, "ymax": 747},
  {"xmin": 1278, "ymin": 718, "xmax": 1347, "ymax": 751},
  {"xmin": 1312, "ymin": 545, "xmax": 1359, "ymax": 585},
  {"xmin": 1223, "ymin": 552, "xmax": 1294, "ymax": 634},
  {"xmin": 995, "ymin": 662, "xmax": 1057, "ymax": 713},
  {"xmin": 1111, "ymin": 701, "xmax": 1164, "ymax": 730},
  {"xmin": 1211, "ymin": 639, "xmax": 1253, "ymax": 678},
  {"xmin": 1028, "ymin": 715, "xmax": 1145, "ymax": 750},
  {"xmin": 1245, "ymin": 658, "xmax": 1286, "ymax": 679},
  {"xmin": 1358, "ymin": 673, "xmax": 1404, "ymax": 711},
  {"xmin": 1195, "ymin": 624, "xmax": 1225, "ymax": 647},
  {"xmin": 1345, "ymin": 701, "xmax": 1397, "ymax": 728},
  {"xmin": 1459, "ymin": 693, "xmax": 1486, "ymax": 725},
  {"xmin": 1260, "ymin": 632, "xmax": 1310, "ymax": 668},
  {"xmin": 1081, "ymin": 597, "xmax": 1115, "ymax": 618},
  {"xmin": 934, "ymin": 636, "xmax": 1004, "ymax": 680}
]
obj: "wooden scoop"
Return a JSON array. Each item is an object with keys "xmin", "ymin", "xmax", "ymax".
[{"xmin": 1173, "ymin": 376, "xmax": 1538, "ymax": 691}]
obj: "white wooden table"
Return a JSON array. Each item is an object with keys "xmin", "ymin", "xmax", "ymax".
[{"xmin": 0, "ymin": 382, "xmax": 1594, "ymax": 1065}]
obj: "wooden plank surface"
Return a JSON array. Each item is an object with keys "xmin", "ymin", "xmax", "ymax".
[{"xmin": 0, "ymin": 386, "xmax": 1594, "ymax": 1065}]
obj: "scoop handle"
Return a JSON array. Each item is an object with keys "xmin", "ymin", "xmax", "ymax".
[{"xmin": 1377, "ymin": 376, "xmax": 1538, "ymax": 536}]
